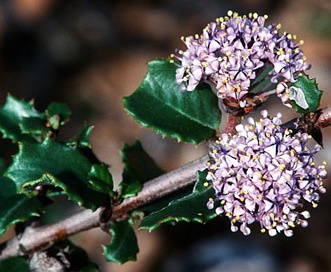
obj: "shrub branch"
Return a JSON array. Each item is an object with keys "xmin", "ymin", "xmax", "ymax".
[{"xmin": 0, "ymin": 106, "xmax": 330, "ymax": 261}]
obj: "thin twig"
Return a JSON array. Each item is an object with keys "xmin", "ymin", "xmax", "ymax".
[{"xmin": 0, "ymin": 155, "xmax": 209, "ymax": 260}]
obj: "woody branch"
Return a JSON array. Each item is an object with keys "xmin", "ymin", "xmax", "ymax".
[{"xmin": 0, "ymin": 105, "xmax": 330, "ymax": 261}]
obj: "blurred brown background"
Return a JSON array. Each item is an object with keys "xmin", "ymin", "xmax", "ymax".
[{"xmin": 0, "ymin": 0, "xmax": 330, "ymax": 271}]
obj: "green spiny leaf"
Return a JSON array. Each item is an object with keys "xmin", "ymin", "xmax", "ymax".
[
  {"xmin": 0, "ymin": 159, "xmax": 44, "ymax": 236},
  {"xmin": 290, "ymin": 74, "xmax": 322, "ymax": 114},
  {"xmin": 0, "ymin": 160, "xmax": 16, "ymax": 198},
  {"xmin": 70, "ymin": 124, "xmax": 94, "ymax": 148},
  {"xmin": 46, "ymin": 102, "xmax": 71, "ymax": 130},
  {"xmin": 138, "ymin": 185, "xmax": 193, "ymax": 214},
  {"xmin": 103, "ymin": 220, "xmax": 139, "ymax": 264},
  {"xmin": 119, "ymin": 141, "xmax": 164, "ymax": 199},
  {"xmin": 118, "ymin": 180, "xmax": 141, "ymax": 200},
  {"xmin": 0, "ymin": 95, "xmax": 44, "ymax": 142},
  {"xmin": 6, "ymin": 138, "xmax": 108, "ymax": 210},
  {"xmin": 0, "ymin": 194, "xmax": 43, "ymax": 236},
  {"xmin": 123, "ymin": 59, "xmax": 221, "ymax": 144},
  {"xmin": 139, "ymin": 170, "xmax": 216, "ymax": 231},
  {"xmin": 19, "ymin": 117, "xmax": 49, "ymax": 136},
  {"xmin": 88, "ymin": 164, "xmax": 113, "ymax": 194}
]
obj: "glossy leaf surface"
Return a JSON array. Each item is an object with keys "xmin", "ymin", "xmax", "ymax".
[
  {"xmin": 88, "ymin": 164, "xmax": 113, "ymax": 194},
  {"xmin": 0, "ymin": 160, "xmax": 43, "ymax": 236},
  {"xmin": 140, "ymin": 171, "xmax": 216, "ymax": 231},
  {"xmin": 6, "ymin": 138, "xmax": 108, "ymax": 210},
  {"xmin": 0, "ymin": 95, "xmax": 44, "ymax": 142},
  {"xmin": 123, "ymin": 59, "xmax": 221, "ymax": 144},
  {"xmin": 0, "ymin": 195, "xmax": 43, "ymax": 236},
  {"xmin": 119, "ymin": 141, "xmax": 164, "ymax": 198},
  {"xmin": 46, "ymin": 102, "xmax": 71, "ymax": 130},
  {"xmin": 103, "ymin": 220, "xmax": 139, "ymax": 264},
  {"xmin": 291, "ymin": 74, "xmax": 322, "ymax": 114}
]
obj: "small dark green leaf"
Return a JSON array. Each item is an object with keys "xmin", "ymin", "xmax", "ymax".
[
  {"xmin": 0, "ymin": 159, "xmax": 43, "ymax": 236},
  {"xmin": 103, "ymin": 220, "xmax": 139, "ymax": 264},
  {"xmin": 70, "ymin": 124, "xmax": 94, "ymax": 148},
  {"xmin": 19, "ymin": 117, "xmax": 49, "ymax": 136},
  {"xmin": 119, "ymin": 141, "xmax": 164, "ymax": 198},
  {"xmin": 0, "ymin": 194, "xmax": 43, "ymax": 236},
  {"xmin": 0, "ymin": 160, "xmax": 16, "ymax": 198},
  {"xmin": 119, "ymin": 180, "xmax": 141, "ymax": 199},
  {"xmin": 0, "ymin": 95, "xmax": 43, "ymax": 142},
  {"xmin": 122, "ymin": 141, "xmax": 164, "ymax": 183},
  {"xmin": 290, "ymin": 74, "xmax": 322, "ymax": 114},
  {"xmin": 0, "ymin": 257, "xmax": 29, "ymax": 272},
  {"xmin": 139, "ymin": 185, "xmax": 193, "ymax": 214},
  {"xmin": 123, "ymin": 59, "xmax": 221, "ymax": 144},
  {"xmin": 88, "ymin": 164, "xmax": 113, "ymax": 194},
  {"xmin": 46, "ymin": 102, "xmax": 71, "ymax": 130},
  {"xmin": 6, "ymin": 138, "xmax": 108, "ymax": 210},
  {"xmin": 139, "ymin": 171, "xmax": 216, "ymax": 231}
]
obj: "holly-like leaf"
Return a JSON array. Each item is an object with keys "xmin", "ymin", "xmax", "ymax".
[
  {"xmin": 88, "ymin": 164, "xmax": 113, "ymax": 194},
  {"xmin": 6, "ymin": 138, "xmax": 108, "ymax": 210},
  {"xmin": 103, "ymin": 220, "xmax": 139, "ymax": 264},
  {"xmin": 19, "ymin": 117, "xmax": 49, "ymax": 136},
  {"xmin": 0, "ymin": 95, "xmax": 74, "ymax": 142},
  {"xmin": 70, "ymin": 124, "xmax": 94, "ymax": 148},
  {"xmin": 0, "ymin": 160, "xmax": 16, "ymax": 198},
  {"xmin": 290, "ymin": 74, "xmax": 322, "ymax": 114},
  {"xmin": 0, "ymin": 194, "xmax": 43, "ymax": 236},
  {"xmin": 123, "ymin": 59, "xmax": 221, "ymax": 144},
  {"xmin": 0, "ymin": 257, "xmax": 29, "ymax": 272},
  {"xmin": 46, "ymin": 102, "xmax": 71, "ymax": 130},
  {"xmin": 119, "ymin": 141, "xmax": 164, "ymax": 199},
  {"xmin": 139, "ymin": 171, "xmax": 216, "ymax": 231},
  {"xmin": 122, "ymin": 141, "xmax": 164, "ymax": 183},
  {"xmin": 119, "ymin": 180, "xmax": 141, "ymax": 200},
  {"xmin": 0, "ymin": 159, "xmax": 44, "ymax": 236},
  {"xmin": 138, "ymin": 185, "xmax": 193, "ymax": 214},
  {"xmin": 0, "ymin": 95, "xmax": 44, "ymax": 142}
]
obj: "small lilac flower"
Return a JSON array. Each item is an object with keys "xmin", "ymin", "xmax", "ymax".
[
  {"xmin": 173, "ymin": 11, "xmax": 310, "ymax": 109},
  {"xmin": 206, "ymin": 111, "xmax": 327, "ymax": 236}
]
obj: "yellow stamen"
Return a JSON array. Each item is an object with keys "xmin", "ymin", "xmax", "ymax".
[
  {"xmin": 227, "ymin": 10, "xmax": 233, "ymax": 17},
  {"xmin": 288, "ymin": 221, "xmax": 295, "ymax": 227}
]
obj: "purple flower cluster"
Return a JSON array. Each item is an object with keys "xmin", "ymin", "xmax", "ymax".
[
  {"xmin": 174, "ymin": 11, "xmax": 310, "ymax": 107},
  {"xmin": 206, "ymin": 111, "xmax": 327, "ymax": 236}
]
